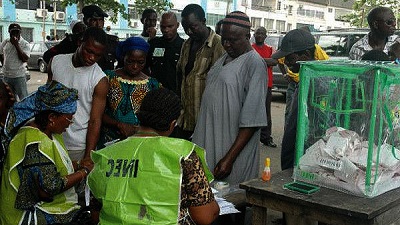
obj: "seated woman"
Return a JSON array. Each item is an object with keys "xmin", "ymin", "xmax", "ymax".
[
  {"xmin": 88, "ymin": 88, "xmax": 220, "ymax": 224},
  {"xmin": 98, "ymin": 36, "xmax": 161, "ymax": 148},
  {"xmin": 0, "ymin": 81, "xmax": 94, "ymax": 225},
  {"xmin": 0, "ymin": 81, "xmax": 15, "ymax": 181}
]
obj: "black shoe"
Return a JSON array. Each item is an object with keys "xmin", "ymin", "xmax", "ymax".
[{"xmin": 261, "ymin": 139, "xmax": 277, "ymax": 148}]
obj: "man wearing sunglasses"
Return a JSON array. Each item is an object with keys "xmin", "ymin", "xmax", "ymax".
[{"xmin": 349, "ymin": 6, "xmax": 399, "ymax": 60}]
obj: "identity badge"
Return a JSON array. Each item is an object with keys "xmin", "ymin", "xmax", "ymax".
[{"xmin": 153, "ymin": 48, "xmax": 165, "ymax": 57}]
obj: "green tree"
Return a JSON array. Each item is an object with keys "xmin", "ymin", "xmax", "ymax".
[
  {"xmin": 35, "ymin": 0, "xmax": 173, "ymax": 24},
  {"xmin": 134, "ymin": 0, "xmax": 173, "ymax": 16},
  {"xmin": 343, "ymin": 0, "xmax": 400, "ymax": 28},
  {"xmin": 60, "ymin": 0, "xmax": 128, "ymax": 23}
]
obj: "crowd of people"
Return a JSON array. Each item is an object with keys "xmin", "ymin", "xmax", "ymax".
[{"xmin": 0, "ymin": 3, "xmax": 399, "ymax": 225}]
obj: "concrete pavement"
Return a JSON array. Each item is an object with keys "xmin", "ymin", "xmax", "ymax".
[{"xmin": 27, "ymin": 70, "xmax": 48, "ymax": 94}]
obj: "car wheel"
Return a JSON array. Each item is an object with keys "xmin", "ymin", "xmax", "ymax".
[{"xmin": 39, "ymin": 60, "xmax": 47, "ymax": 73}]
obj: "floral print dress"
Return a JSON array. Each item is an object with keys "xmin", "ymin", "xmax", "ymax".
[{"xmin": 98, "ymin": 70, "xmax": 161, "ymax": 148}]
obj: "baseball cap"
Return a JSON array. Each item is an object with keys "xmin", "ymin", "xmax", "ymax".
[
  {"xmin": 82, "ymin": 5, "xmax": 108, "ymax": 19},
  {"xmin": 271, "ymin": 29, "xmax": 315, "ymax": 59},
  {"xmin": 8, "ymin": 23, "xmax": 21, "ymax": 32}
]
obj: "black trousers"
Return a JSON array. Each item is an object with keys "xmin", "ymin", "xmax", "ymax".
[
  {"xmin": 281, "ymin": 86, "xmax": 299, "ymax": 170},
  {"xmin": 260, "ymin": 88, "xmax": 273, "ymax": 142}
]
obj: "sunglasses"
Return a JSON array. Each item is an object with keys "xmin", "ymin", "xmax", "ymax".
[
  {"xmin": 377, "ymin": 19, "xmax": 396, "ymax": 26},
  {"xmin": 62, "ymin": 115, "xmax": 74, "ymax": 124}
]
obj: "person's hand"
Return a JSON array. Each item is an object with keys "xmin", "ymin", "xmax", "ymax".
[
  {"xmin": 4, "ymin": 82, "xmax": 16, "ymax": 106},
  {"xmin": 283, "ymin": 73, "xmax": 293, "ymax": 82},
  {"xmin": 80, "ymin": 157, "xmax": 94, "ymax": 172},
  {"xmin": 10, "ymin": 35, "xmax": 19, "ymax": 46},
  {"xmin": 213, "ymin": 157, "xmax": 234, "ymax": 180},
  {"xmin": 147, "ymin": 27, "xmax": 157, "ymax": 40},
  {"xmin": 117, "ymin": 122, "xmax": 138, "ymax": 138}
]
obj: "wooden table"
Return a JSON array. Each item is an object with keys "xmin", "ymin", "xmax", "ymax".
[{"xmin": 239, "ymin": 169, "xmax": 400, "ymax": 225}]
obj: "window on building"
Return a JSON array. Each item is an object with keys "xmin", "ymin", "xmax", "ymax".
[
  {"xmin": 15, "ymin": 0, "xmax": 40, "ymax": 10},
  {"xmin": 287, "ymin": 23, "xmax": 292, "ymax": 31},
  {"xmin": 128, "ymin": 4, "xmax": 140, "ymax": 20},
  {"xmin": 276, "ymin": 20, "xmax": 285, "ymax": 32},
  {"xmin": 316, "ymin": 11, "xmax": 324, "ymax": 19},
  {"xmin": 47, "ymin": 2, "xmax": 63, "ymax": 11},
  {"xmin": 305, "ymin": 9, "xmax": 315, "ymax": 17},
  {"xmin": 21, "ymin": 27, "xmax": 33, "ymax": 42},
  {"xmin": 251, "ymin": 0, "xmax": 272, "ymax": 10},
  {"xmin": 297, "ymin": 8, "xmax": 324, "ymax": 20},
  {"xmin": 277, "ymin": 1, "xmax": 281, "ymax": 10},
  {"xmin": 328, "ymin": 8, "xmax": 333, "ymax": 13},
  {"xmin": 288, "ymin": 5, "xmax": 293, "ymax": 15},
  {"xmin": 297, "ymin": 8, "xmax": 305, "ymax": 16},
  {"xmin": 264, "ymin": 19, "xmax": 274, "ymax": 30},
  {"xmin": 251, "ymin": 17, "xmax": 261, "ymax": 29},
  {"xmin": 207, "ymin": 13, "xmax": 225, "ymax": 27},
  {"xmin": 49, "ymin": 29, "xmax": 66, "ymax": 39}
]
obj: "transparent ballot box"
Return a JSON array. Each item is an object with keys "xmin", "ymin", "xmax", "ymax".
[{"xmin": 293, "ymin": 60, "xmax": 400, "ymax": 197}]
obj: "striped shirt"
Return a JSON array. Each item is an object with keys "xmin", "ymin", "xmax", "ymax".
[
  {"xmin": 349, "ymin": 33, "xmax": 399, "ymax": 60},
  {"xmin": 177, "ymin": 28, "xmax": 225, "ymax": 131}
]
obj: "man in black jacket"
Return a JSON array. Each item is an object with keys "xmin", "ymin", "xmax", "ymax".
[
  {"xmin": 147, "ymin": 11, "xmax": 184, "ymax": 95},
  {"xmin": 43, "ymin": 20, "xmax": 86, "ymax": 64},
  {"xmin": 82, "ymin": 5, "xmax": 118, "ymax": 70}
]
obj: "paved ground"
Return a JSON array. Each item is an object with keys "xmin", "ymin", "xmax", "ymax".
[{"xmin": 27, "ymin": 70, "xmax": 48, "ymax": 93}]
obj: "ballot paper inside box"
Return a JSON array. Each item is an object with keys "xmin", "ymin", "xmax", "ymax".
[{"xmin": 292, "ymin": 60, "xmax": 400, "ymax": 197}]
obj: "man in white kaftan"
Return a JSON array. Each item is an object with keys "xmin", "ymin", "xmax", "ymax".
[{"xmin": 192, "ymin": 11, "xmax": 267, "ymax": 185}]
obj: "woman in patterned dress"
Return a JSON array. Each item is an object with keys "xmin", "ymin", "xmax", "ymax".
[
  {"xmin": 0, "ymin": 81, "xmax": 94, "ymax": 224},
  {"xmin": 98, "ymin": 37, "xmax": 161, "ymax": 148}
]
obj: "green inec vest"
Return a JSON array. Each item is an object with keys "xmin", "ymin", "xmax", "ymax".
[
  {"xmin": 0, "ymin": 126, "xmax": 79, "ymax": 225},
  {"xmin": 88, "ymin": 136, "xmax": 213, "ymax": 225}
]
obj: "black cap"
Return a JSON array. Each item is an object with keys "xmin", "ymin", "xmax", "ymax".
[
  {"xmin": 82, "ymin": 5, "xmax": 108, "ymax": 18},
  {"xmin": 271, "ymin": 29, "xmax": 315, "ymax": 59},
  {"xmin": 8, "ymin": 23, "xmax": 21, "ymax": 32}
]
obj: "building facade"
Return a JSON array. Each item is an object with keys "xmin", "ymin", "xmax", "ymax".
[{"xmin": 0, "ymin": 0, "xmax": 354, "ymax": 43}]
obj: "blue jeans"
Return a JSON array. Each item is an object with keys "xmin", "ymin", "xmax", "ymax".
[{"xmin": 3, "ymin": 76, "xmax": 28, "ymax": 100}]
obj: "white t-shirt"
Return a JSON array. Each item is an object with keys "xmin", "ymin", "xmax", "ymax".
[
  {"xmin": 51, "ymin": 53, "xmax": 105, "ymax": 151},
  {"xmin": 0, "ymin": 37, "xmax": 30, "ymax": 78}
]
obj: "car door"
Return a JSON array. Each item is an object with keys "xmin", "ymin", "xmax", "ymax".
[{"xmin": 27, "ymin": 42, "xmax": 42, "ymax": 70}]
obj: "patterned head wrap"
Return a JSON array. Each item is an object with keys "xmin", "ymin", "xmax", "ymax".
[
  {"xmin": 116, "ymin": 36, "xmax": 150, "ymax": 62},
  {"xmin": 222, "ymin": 11, "xmax": 251, "ymax": 29},
  {"xmin": 35, "ymin": 81, "xmax": 78, "ymax": 113},
  {"xmin": 5, "ymin": 81, "xmax": 78, "ymax": 138}
]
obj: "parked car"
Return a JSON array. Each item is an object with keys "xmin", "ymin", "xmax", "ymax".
[
  {"xmin": 265, "ymin": 35, "xmax": 288, "ymax": 95},
  {"xmin": 27, "ymin": 41, "xmax": 59, "ymax": 73},
  {"xmin": 313, "ymin": 28, "xmax": 369, "ymax": 60}
]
